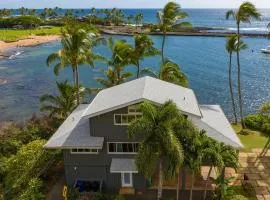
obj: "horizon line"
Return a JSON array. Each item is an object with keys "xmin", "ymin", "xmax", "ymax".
[{"xmin": 1, "ymin": 7, "xmax": 270, "ymax": 9}]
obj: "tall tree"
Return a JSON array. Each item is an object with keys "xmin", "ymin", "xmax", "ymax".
[
  {"xmin": 135, "ymin": 13, "xmax": 144, "ymax": 26},
  {"xmin": 47, "ymin": 23, "xmax": 104, "ymax": 105},
  {"xmin": 214, "ymin": 144, "xmax": 238, "ymax": 200},
  {"xmin": 157, "ymin": 2, "xmax": 190, "ymax": 64},
  {"xmin": 131, "ymin": 34, "xmax": 160, "ymax": 78},
  {"xmin": 141, "ymin": 58, "xmax": 188, "ymax": 87},
  {"xmin": 267, "ymin": 23, "xmax": 270, "ymax": 39},
  {"xmin": 95, "ymin": 37, "xmax": 133, "ymax": 88},
  {"xmin": 201, "ymin": 138, "xmax": 224, "ymax": 200},
  {"xmin": 40, "ymin": 81, "xmax": 85, "ymax": 120},
  {"xmin": 128, "ymin": 101, "xmax": 184, "ymax": 200},
  {"xmin": 226, "ymin": 34, "xmax": 247, "ymax": 124},
  {"xmin": 96, "ymin": 67, "xmax": 133, "ymax": 88},
  {"xmin": 226, "ymin": 2, "xmax": 261, "ymax": 128}
]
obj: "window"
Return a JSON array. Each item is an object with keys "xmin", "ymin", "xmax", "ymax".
[
  {"xmin": 114, "ymin": 114, "xmax": 142, "ymax": 125},
  {"xmin": 107, "ymin": 142, "xmax": 139, "ymax": 154},
  {"xmin": 70, "ymin": 148, "xmax": 99, "ymax": 154},
  {"xmin": 114, "ymin": 105, "xmax": 142, "ymax": 125},
  {"xmin": 128, "ymin": 105, "xmax": 141, "ymax": 114}
]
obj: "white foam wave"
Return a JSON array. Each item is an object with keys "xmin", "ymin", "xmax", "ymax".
[
  {"xmin": 227, "ymin": 27, "xmax": 268, "ymax": 32},
  {"xmin": 8, "ymin": 51, "xmax": 24, "ymax": 59}
]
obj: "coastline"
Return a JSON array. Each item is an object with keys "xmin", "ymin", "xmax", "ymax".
[
  {"xmin": 0, "ymin": 35, "xmax": 60, "ymax": 59},
  {"xmin": 0, "ymin": 29, "xmax": 268, "ymax": 59}
]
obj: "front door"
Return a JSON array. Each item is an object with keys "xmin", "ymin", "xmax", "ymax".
[{"xmin": 121, "ymin": 173, "xmax": 133, "ymax": 187}]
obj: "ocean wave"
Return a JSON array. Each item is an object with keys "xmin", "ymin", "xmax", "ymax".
[
  {"xmin": 227, "ymin": 27, "xmax": 269, "ymax": 32},
  {"xmin": 8, "ymin": 51, "xmax": 24, "ymax": 60}
]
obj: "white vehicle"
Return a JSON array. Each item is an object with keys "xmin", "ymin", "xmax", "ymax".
[{"xmin": 261, "ymin": 46, "xmax": 270, "ymax": 54}]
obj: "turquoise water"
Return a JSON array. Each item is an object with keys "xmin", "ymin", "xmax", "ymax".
[{"xmin": 0, "ymin": 35, "xmax": 270, "ymax": 121}]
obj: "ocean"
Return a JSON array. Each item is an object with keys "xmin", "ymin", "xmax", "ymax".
[{"xmin": 0, "ymin": 9, "xmax": 270, "ymax": 122}]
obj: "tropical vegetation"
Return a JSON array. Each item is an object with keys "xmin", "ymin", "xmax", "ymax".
[
  {"xmin": 46, "ymin": 21, "xmax": 104, "ymax": 105},
  {"xmin": 128, "ymin": 101, "xmax": 184, "ymax": 200},
  {"xmin": 225, "ymin": 34, "xmax": 247, "ymax": 124},
  {"xmin": 226, "ymin": 2, "xmax": 261, "ymax": 129},
  {"xmin": 141, "ymin": 58, "xmax": 188, "ymax": 87},
  {"xmin": 40, "ymin": 80, "xmax": 85, "ymax": 121},
  {"xmin": 1, "ymin": 2, "xmax": 266, "ymax": 199},
  {"xmin": 157, "ymin": 2, "xmax": 191, "ymax": 64}
]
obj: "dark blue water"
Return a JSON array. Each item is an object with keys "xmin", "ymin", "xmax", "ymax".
[
  {"xmin": 12, "ymin": 8, "xmax": 270, "ymax": 33},
  {"xmin": 1, "ymin": 34, "xmax": 270, "ymax": 121}
]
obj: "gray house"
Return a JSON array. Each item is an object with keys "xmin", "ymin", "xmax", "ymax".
[{"xmin": 45, "ymin": 76, "xmax": 243, "ymax": 193}]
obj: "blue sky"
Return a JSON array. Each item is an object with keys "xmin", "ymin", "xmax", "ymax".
[{"xmin": 0, "ymin": 0, "xmax": 270, "ymax": 9}]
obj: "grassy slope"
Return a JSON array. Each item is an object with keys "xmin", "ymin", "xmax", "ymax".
[
  {"xmin": 0, "ymin": 27, "xmax": 61, "ymax": 42},
  {"xmin": 232, "ymin": 124, "xmax": 269, "ymax": 149}
]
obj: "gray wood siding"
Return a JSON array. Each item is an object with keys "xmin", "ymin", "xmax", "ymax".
[{"xmin": 64, "ymin": 106, "xmax": 147, "ymax": 190}]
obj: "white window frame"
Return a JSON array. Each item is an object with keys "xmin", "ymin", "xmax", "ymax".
[
  {"xmin": 107, "ymin": 142, "xmax": 139, "ymax": 154},
  {"xmin": 128, "ymin": 105, "xmax": 141, "ymax": 114},
  {"xmin": 70, "ymin": 148, "xmax": 99, "ymax": 154},
  {"xmin": 114, "ymin": 114, "xmax": 142, "ymax": 126},
  {"xmin": 121, "ymin": 172, "xmax": 133, "ymax": 187}
]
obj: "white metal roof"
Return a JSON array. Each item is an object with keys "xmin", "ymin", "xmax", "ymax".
[
  {"xmin": 44, "ymin": 104, "xmax": 104, "ymax": 149},
  {"xmin": 82, "ymin": 76, "xmax": 202, "ymax": 118},
  {"xmin": 110, "ymin": 158, "xmax": 138, "ymax": 173},
  {"xmin": 190, "ymin": 105, "xmax": 243, "ymax": 149}
]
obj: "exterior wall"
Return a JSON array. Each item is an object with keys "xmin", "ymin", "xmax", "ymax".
[{"xmin": 63, "ymin": 106, "xmax": 147, "ymax": 190}]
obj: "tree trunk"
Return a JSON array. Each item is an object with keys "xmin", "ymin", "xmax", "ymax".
[
  {"xmin": 161, "ymin": 32, "xmax": 166, "ymax": 65},
  {"xmin": 157, "ymin": 159, "xmax": 163, "ymax": 200},
  {"xmin": 203, "ymin": 166, "xmax": 213, "ymax": 200},
  {"xmin": 260, "ymin": 137, "xmax": 270, "ymax": 157},
  {"xmin": 189, "ymin": 172, "xmax": 194, "ymax": 200},
  {"xmin": 218, "ymin": 167, "xmax": 226, "ymax": 200},
  {"xmin": 72, "ymin": 68, "xmax": 76, "ymax": 87},
  {"xmin": 237, "ymin": 23, "xmax": 245, "ymax": 129},
  {"xmin": 136, "ymin": 62, "xmax": 140, "ymax": 78},
  {"xmin": 229, "ymin": 53, "xmax": 238, "ymax": 124},
  {"xmin": 75, "ymin": 65, "xmax": 80, "ymax": 106},
  {"xmin": 177, "ymin": 168, "xmax": 180, "ymax": 200},
  {"xmin": 181, "ymin": 167, "xmax": 186, "ymax": 191}
]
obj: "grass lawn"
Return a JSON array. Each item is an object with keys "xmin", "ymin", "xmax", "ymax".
[
  {"xmin": 0, "ymin": 27, "xmax": 61, "ymax": 42},
  {"xmin": 232, "ymin": 124, "xmax": 269, "ymax": 150}
]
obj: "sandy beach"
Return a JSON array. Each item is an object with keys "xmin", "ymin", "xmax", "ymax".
[{"xmin": 0, "ymin": 35, "xmax": 60, "ymax": 58}]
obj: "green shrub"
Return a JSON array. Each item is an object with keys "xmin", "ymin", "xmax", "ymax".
[
  {"xmin": 230, "ymin": 195, "xmax": 249, "ymax": 200},
  {"xmin": 0, "ymin": 16, "xmax": 42, "ymax": 29},
  {"xmin": 19, "ymin": 178, "xmax": 44, "ymax": 200},
  {"xmin": 4, "ymin": 140, "xmax": 59, "ymax": 199},
  {"xmin": 114, "ymin": 195, "xmax": 125, "ymax": 200},
  {"xmin": 67, "ymin": 187, "xmax": 79, "ymax": 200},
  {"xmin": 93, "ymin": 192, "xmax": 106, "ymax": 200},
  {"xmin": 244, "ymin": 114, "xmax": 264, "ymax": 130},
  {"xmin": 244, "ymin": 114, "xmax": 270, "ymax": 136}
]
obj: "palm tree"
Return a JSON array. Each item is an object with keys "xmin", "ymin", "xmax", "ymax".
[
  {"xmin": 19, "ymin": 7, "xmax": 27, "ymax": 16},
  {"xmin": 135, "ymin": 13, "xmax": 144, "ymax": 26},
  {"xmin": 157, "ymin": 2, "xmax": 189, "ymax": 64},
  {"xmin": 95, "ymin": 37, "xmax": 133, "ymax": 88},
  {"xmin": 96, "ymin": 66, "xmax": 133, "ymax": 88},
  {"xmin": 47, "ymin": 23, "xmax": 104, "ymax": 105},
  {"xmin": 267, "ymin": 23, "xmax": 270, "ymax": 39},
  {"xmin": 214, "ymin": 144, "xmax": 238, "ymax": 200},
  {"xmin": 128, "ymin": 101, "xmax": 184, "ymax": 200},
  {"xmin": 127, "ymin": 14, "xmax": 134, "ymax": 24},
  {"xmin": 40, "ymin": 81, "xmax": 85, "ymax": 120},
  {"xmin": 201, "ymin": 138, "xmax": 224, "ymax": 200},
  {"xmin": 131, "ymin": 34, "xmax": 160, "ymax": 78},
  {"xmin": 226, "ymin": 2, "xmax": 261, "ymax": 128},
  {"xmin": 141, "ymin": 59, "xmax": 188, "ymax": 87},
  {"xmin": 226, "ymin": 34, "xmax": 247, "ymax": 124}
]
